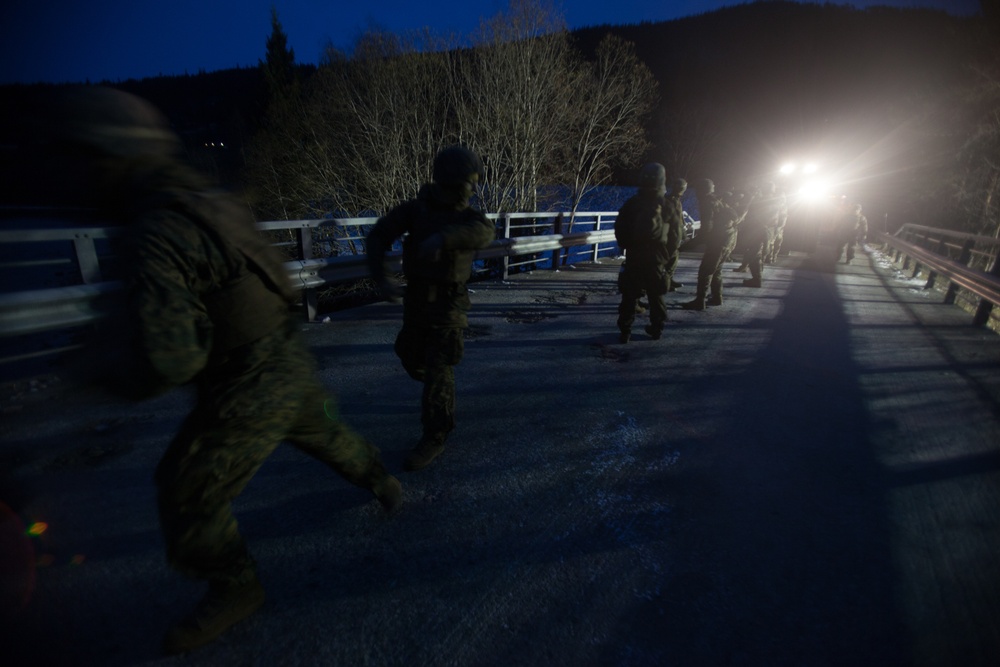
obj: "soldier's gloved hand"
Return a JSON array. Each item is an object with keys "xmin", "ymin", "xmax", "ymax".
[
  {"xmin": 378, "ymin": 277, "xmax": 403, "ymax": 303},
  {"xmin": 418, "ymin": 233, "xmax": 445, "ymax": 262}
]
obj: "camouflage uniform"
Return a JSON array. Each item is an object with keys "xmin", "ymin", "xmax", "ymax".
[
  {"xmin": 683, "ymin": 180, "xmax": 750, "ymax": 310},
  {"xmin": 52, "ymin": 87, "xmax": 401, "ymax": 654},
  {"xmin": 837, "ymin": 204, "xmax": 868, "ymax": 264},
  {"xmin": 129, "ymin": 188, "xmax": 397, "ymax": 584},
  {"xmin": 615, "ymin": 163, "xmax": 673, "ymax": 342},
  {"xmin": 663, "ymin": 178, "xmax": 688, "ymax": 290},
  {"xmin": 741, "ymin": 182, "xmax": 785, "ymax": 287},
  {"xmin": 767, "ymin": 199, "xmax": 789, "ymax": 263},
  {"xmin": 366, "ymin": 146, "xmax": 495, "ymax": 470}
]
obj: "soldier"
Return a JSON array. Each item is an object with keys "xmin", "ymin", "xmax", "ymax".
[
  {"xmin": 837, "ymin": 203, "xmax": 869, "ymax": 264},
  {"xmin": 740, "ymin": 181, "xmax": 785, "ymax": 287},
  {"xmin": 615, "ymin": 163, "xmax": 673, "ymax": 343},
  {"xmin": 365, "ymin": 146, "xmax": 496, "ymax": 471},
  {"xmin": 682, "ymin": 179, "xmax": 752, "ymax": 311},
  {"xmin": 664, "ymin": 178, "xmax": 688, "ymax": 291},
  {"xmin": 767, "ymin": 192, "xmax": 789, "ymax": 263},
  {"xmin": 47, "ymin": 86, "xmax": 403, "ymax": 655}
]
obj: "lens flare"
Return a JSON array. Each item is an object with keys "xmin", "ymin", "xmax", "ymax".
[
  {"xmin": 1, "ymin": 502, "xmax": 37, "ymax": 612},
  {"xmin": 798, "ymin": 179, "xmax": 831, "ymax": 202},
  {"xmin": 323, "ymin": 398, "xmax": 339, "ymax": 422},
  {"xmin": 26, "ymin": 522, "xmax": 48, "ymax": 537}
]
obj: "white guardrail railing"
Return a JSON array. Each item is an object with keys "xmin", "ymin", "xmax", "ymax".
[{"xmin": 0, "ymin": 211, "xmax": 620, "ymax": 346}]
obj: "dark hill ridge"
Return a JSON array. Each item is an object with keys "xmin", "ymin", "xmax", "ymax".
[{"xmin": 0, "ymin": 3, "xmax": 987, "ymax": 215}]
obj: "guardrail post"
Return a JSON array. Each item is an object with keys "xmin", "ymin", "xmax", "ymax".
[
  {"xmin": 945, "ymin": 238, "xmax": 975, "ymax": 305},
  {"xmin": 73, "ymin": 233, "xmax": 102, "ymax": 284},
  {"xmin": 501, "ymin": 213, "xmax": 511, "ymax": 280},
  {"xmin": 973, "ymin": 246, "xmax": 1000, "ymax": 326},
  {"xmin": 924, "ymin": 238, "xmax": 947, "ymax": 289},
  {"xmin": 297, "ymin": 224, "xmax": 318, "ymax": 321},
  {"xmin": 551, "ymin": 212, "xmax": 563, "ymax": 271},
  {"xmin": 592, "ymin": 215, "xmax": 603, "ymax": 263}
]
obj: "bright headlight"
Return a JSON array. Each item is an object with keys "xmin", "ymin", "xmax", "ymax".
[{"xmin": 798, "ymin": 179, "xmax": 830, "ymax": 202}]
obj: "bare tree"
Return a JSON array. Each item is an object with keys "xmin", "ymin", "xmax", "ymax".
[
  {"xmin": 560, "ymin": 34, "xmax": 657, "ymax": 229},
  {"xmin": 244, "ymin": 0, "xmax": 657, "ymax": 249},
  {"xmin": 455, "ymin": 0, "xmax": 577, "ymax": 214}
]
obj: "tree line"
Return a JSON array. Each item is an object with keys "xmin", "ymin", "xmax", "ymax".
[
  {"xmin": 1, "ymin": 1, "xmax": 998, "ymax": 238},
  {"xmin": 243, "ymin": 1, "xmax": 654, "ymax": 228}
]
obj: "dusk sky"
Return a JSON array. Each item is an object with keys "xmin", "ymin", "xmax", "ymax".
[{"xmin": 0, "ymin": 0, "xmax": 983, "ymax": 86}]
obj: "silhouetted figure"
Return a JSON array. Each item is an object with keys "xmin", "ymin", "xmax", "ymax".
[
  {"xmin": 365, "ymin": 146, "xmax": 495, "ymax": 471},
  {"xmin": 682, "ymin": 179, "xmax": 752, "ymax": 311},
  {"xmin": 47, "ymin": 86, "xmax": 402, "ymax": 655},
  {"xmin": 615, "ymin": 163, "xmax": 673, "ymax": 342}
]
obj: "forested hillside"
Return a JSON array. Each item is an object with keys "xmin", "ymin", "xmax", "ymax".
[{"xmin": 1, "ymin": 1, "xmax": 996, "ymax": 233}]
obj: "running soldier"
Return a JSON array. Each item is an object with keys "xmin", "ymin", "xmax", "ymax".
[
  {"xmin": 366, "ymin": 146, "xmax": 496, "ymax": 471},
  {"xmin": 47, "ymin": 86, "xmax": 402, "ymax": 655}
]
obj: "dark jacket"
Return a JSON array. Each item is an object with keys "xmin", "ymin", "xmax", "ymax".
[
  {"xmin": 108, "ymin": 162, "xmax": 298, "ymax": 399},
  {"xmin": 366, "ymin": 183, "xmax": 495, "ymax": 328},
  {"xmin": 698, "ymin": 193, "xmax": 749, "ymax": 253},
  {"xmin": 615, "ymin": 189, "xmax": 672, "ymax": 267}
]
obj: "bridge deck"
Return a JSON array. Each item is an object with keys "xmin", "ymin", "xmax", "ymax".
[{"xmin": 2, "ymin": 246, "xmax": 999, "ymax": 666}]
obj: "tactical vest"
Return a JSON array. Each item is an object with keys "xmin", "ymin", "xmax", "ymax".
[{"xmin": 169, "ymin": 190, "xmax": 295, "ymax": 352}]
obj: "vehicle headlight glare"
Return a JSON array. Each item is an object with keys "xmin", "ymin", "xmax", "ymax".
[{"xmin": 798, "ymin": 179, "xmax": 830, "ymax": 202}]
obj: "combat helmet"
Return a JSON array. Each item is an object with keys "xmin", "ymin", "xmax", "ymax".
[
  {"xmin": 433, "ymin": 145, "xmax": 485, "ymax": 187},
  {"xmin": 53, "ymin": 86, "xmax": 182, "ymax": 158},
  {"xmin": 638, "ymin": 162, "xmax": 667, "ymax": 195},
  {"xmin": 695, "ymin": 178, "xmax": 715, "ymax": 195}
]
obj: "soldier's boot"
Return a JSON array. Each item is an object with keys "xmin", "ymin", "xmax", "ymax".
[
  {"xmin": 681, "ymin": 297, "xmax": 705, "ymax": 310},
  {"xmin": 404, "ymin": 435, "xmax": 447, "ymax": 472},
  {"xmin": 372, "ymin": 474, "xmax": 403, "ymax": 515},
  {"xmin": 708, "ymin": 277, "xmax": 723, "ymax": 305},
  {"xmin": 732, "ymin": 265, "xmax": 748, "ymax": 272},
  {"xmin": 619, "ymin": 329, "xmax": 631, "ymax": 344},
  {"xmin": 163, "ymin": 573, "xmax": 265, "ymax": 655},
  {"xmin": 644, "ymin": 324, "xmax": 662, "ymax": 340},
  {"xmin": 742, "ymin": 277, "xmax": 762, "ymax": 287},
  {"xmin": 682, "ymin": 275, "xmax": 709, "ymax": 311}
]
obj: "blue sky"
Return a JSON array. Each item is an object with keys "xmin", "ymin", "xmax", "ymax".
[{"xmin": 0, "ymin": 0, "xmax": 982, "ymax": 85}]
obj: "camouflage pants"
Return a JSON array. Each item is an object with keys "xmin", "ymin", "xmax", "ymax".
[
  {"xmin": 769, "ymin": 228, "xmax": 785, "ymax": 262},
  {"xmin": 154, "ymin": 329, "xmax": 386, "ymax": 585},
  {"xmin": 837, "ymin": 236, "xmax": 857, "ymax": 262},
  {"xmin": 617, "ymin": 262, "xmax": 668, "ymax": 334},
  {"xmin": 395, "ymin": 325, "xmax": 464, "ymax": 442},
  {"xmin": 696, "ymin": 240, "xmax": 730, "ymax": 301},
  {"xmin": 742, "ymin": 226, "xmax": 768, "ymax": 281}
]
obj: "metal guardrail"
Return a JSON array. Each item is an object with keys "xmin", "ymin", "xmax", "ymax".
[
  {"xmin": 876, "ymin": 224, "xmax": 1000, "ymax": 327},
  {"xmin": 0, "ymin": 211, "xmax": 620, "ymax": 346}
]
